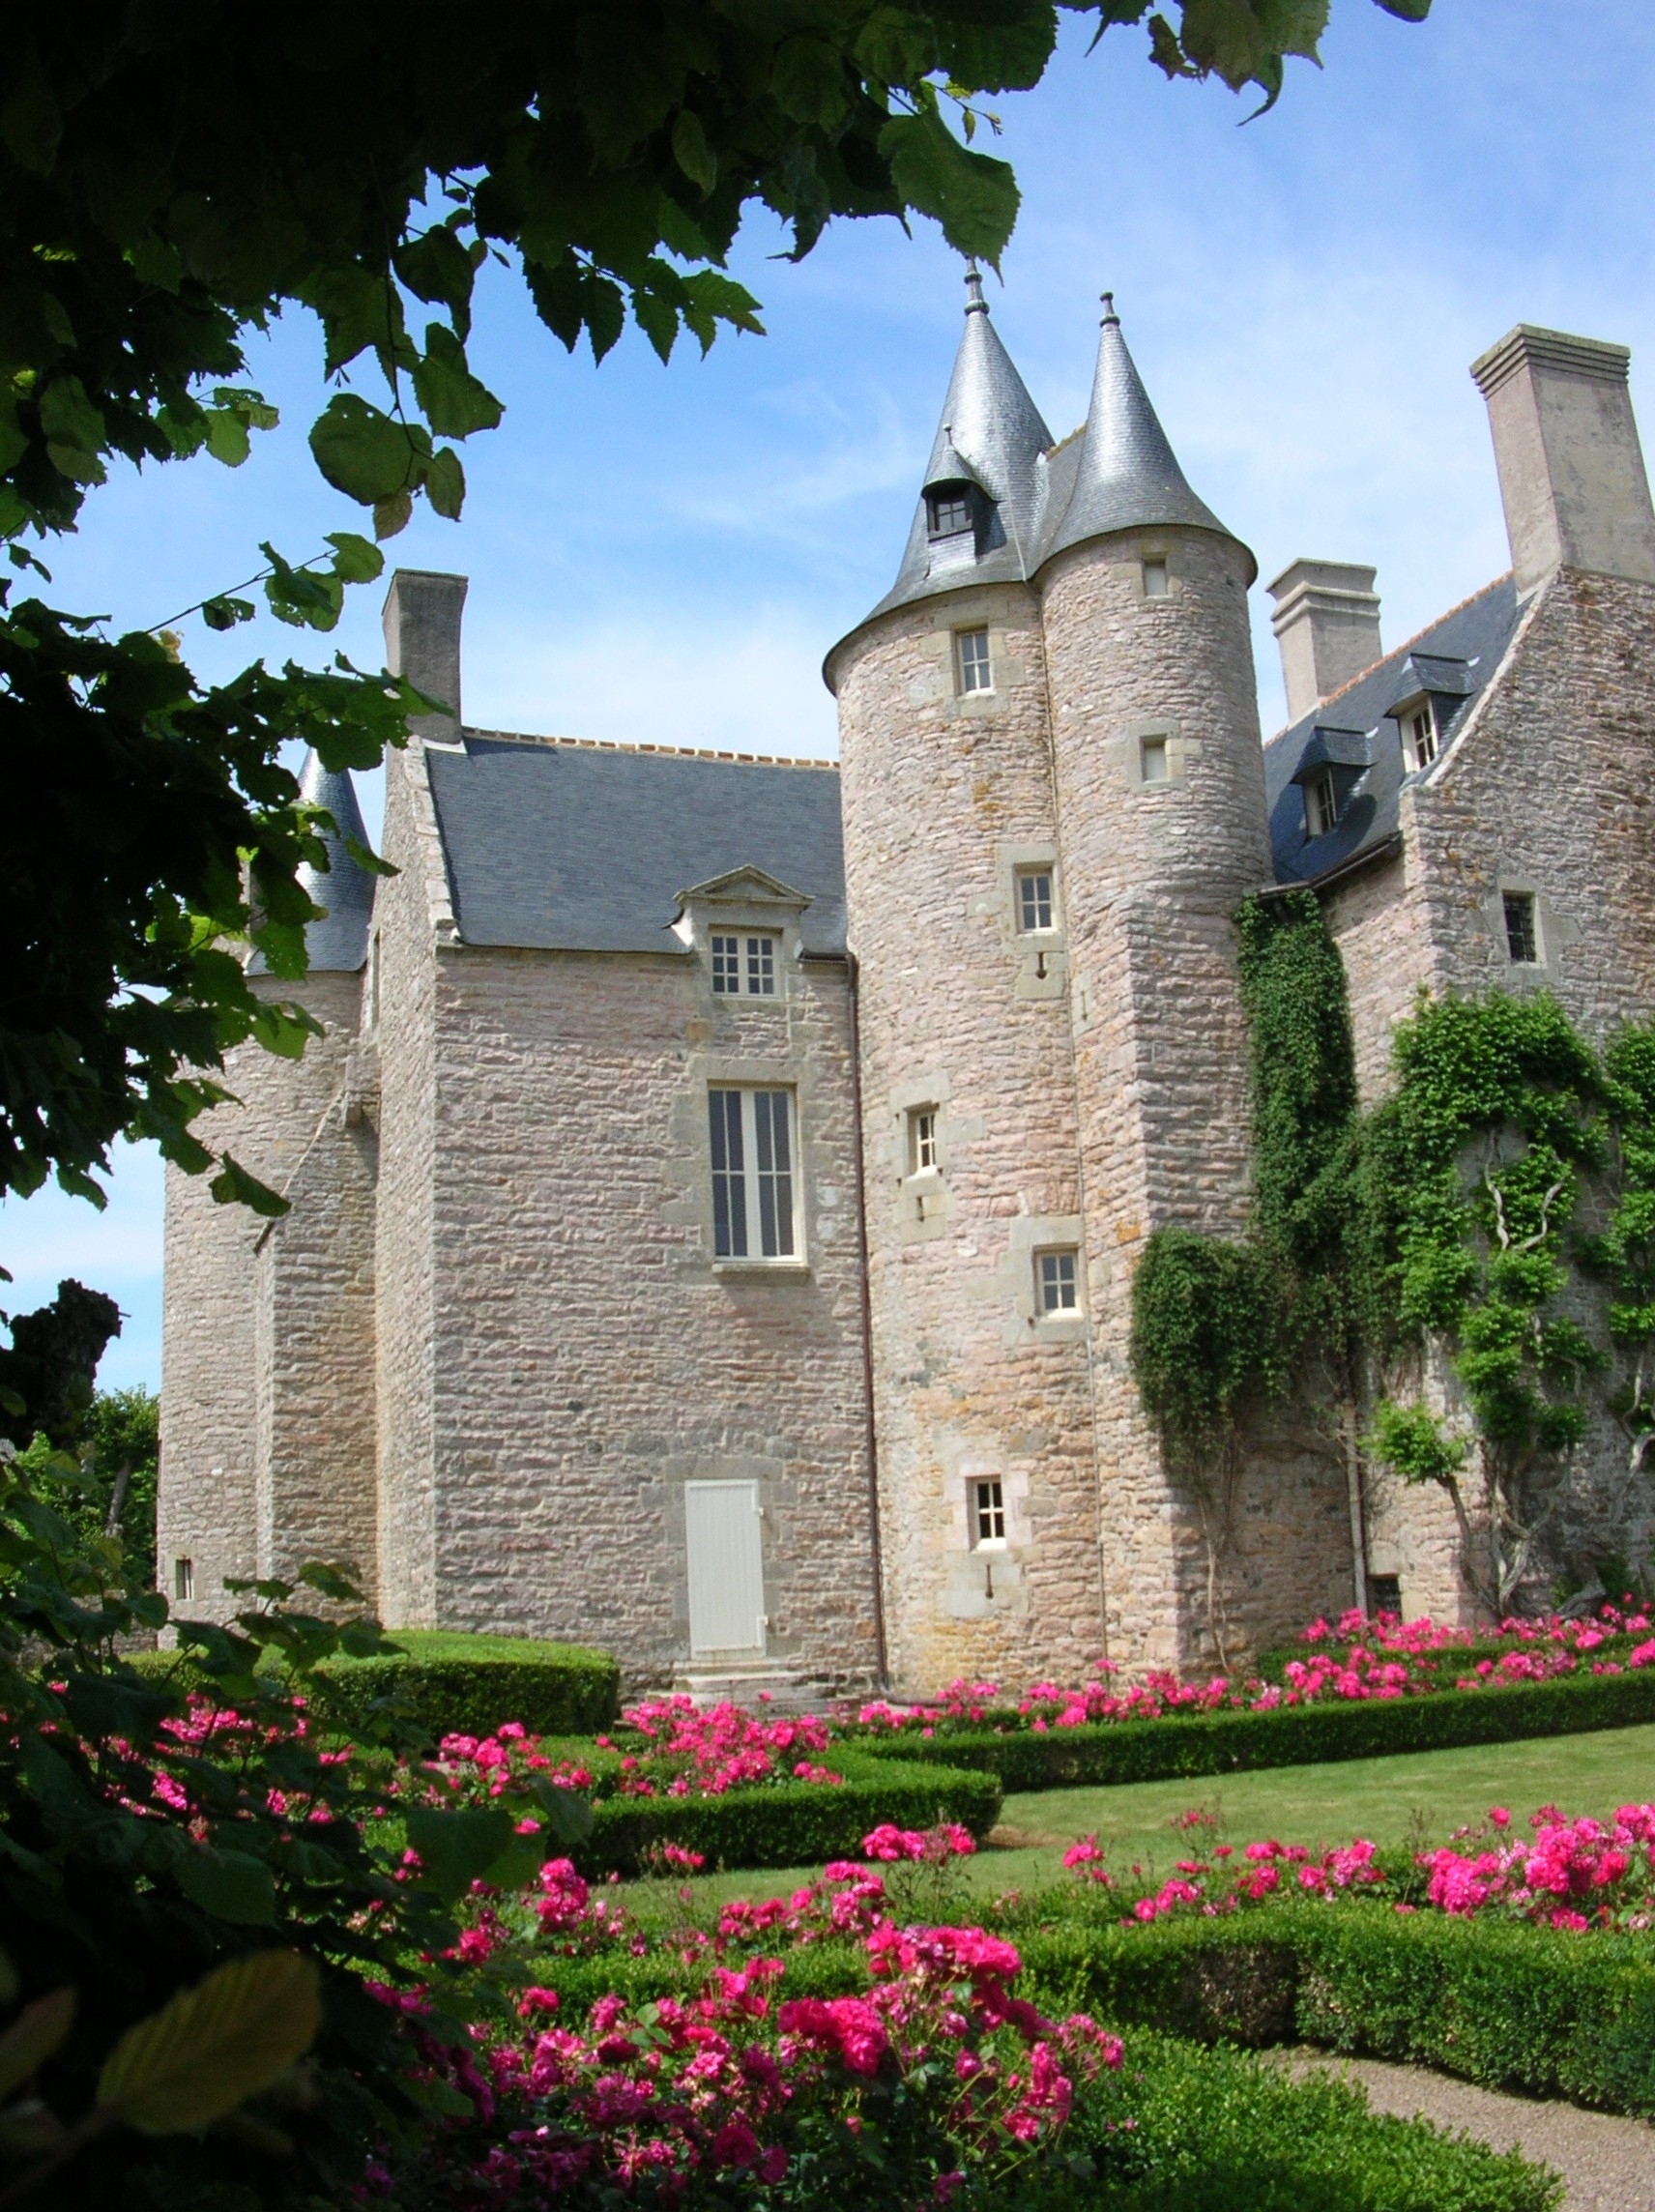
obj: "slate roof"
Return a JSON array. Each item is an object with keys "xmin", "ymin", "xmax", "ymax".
[
  {"xmin": 425, "ymin": 734, "xmax": 847, "ymax": 957},
  {"xmin": 849, "ymin": 281, "xmax": 1245, "ymax": 645},
  {"xmin": 1263, "ymin": 574, "xmax": 1522, "ymax": 887}
]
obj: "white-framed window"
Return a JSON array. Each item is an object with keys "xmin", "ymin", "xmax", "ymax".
[
  {"xmin": 1305, "ymin": 769, "xmax": 1339, "ymax": 838},
  {"xmin": 1142, "ymin": 556, "xmax": 1169, "ymax": 598},
  {"xmin": 1036, "ymin": 1248, "xmax": 1079, "ymax": 1315},
  {"xmin": 973, "ymin": 1478, "xmax": 1006, "ymax": 1550},
  {"xmin": 1403, "ymin": 699, "xmax": 1439, "ymax": 772},
  {"xmin": 909, "ymin": 1106, "xmax": 940, "ymax": 1176},
  {"xmin": 956, "ymin": 626, "xmax": 992, "ymax": 694},
  {"xmin": 711, "ymin": 933, "xmax": 777, "ymax": 997},
  {"xmin": 1016, "ymin": 869, "xmax": 1055, "ymax": 934},
  {"xmin": 1141, "ymin": 735, "xmax": 1169, "ymax": 784},
  {"xmin": 1503, "ymin": 890, "xmax": 1539, "ymax": 966},
  {"xmin": 710, "ymin": 1088, "xmax": 798, "ymax": 1260},
  {"xmin": 174, "ymin": 1557, "xmax": 194, "ymax": 1602}
]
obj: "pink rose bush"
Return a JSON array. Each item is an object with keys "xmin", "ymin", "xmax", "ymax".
[
  {"xmin": 847, "ymin": 1602, "xmax": 1655, "ymax": 1737},
  {"xmin": 423, "ymin": 1698, "xmax": 845, "ymax": 1812}
]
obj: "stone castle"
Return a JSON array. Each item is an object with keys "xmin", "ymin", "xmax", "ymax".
[{"xmin": 160, "ymin": 276, "xmax": 1655, "ymax": 1696}]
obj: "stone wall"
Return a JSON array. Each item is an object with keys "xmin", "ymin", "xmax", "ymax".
[
  {"xmin": 409, "ymin": 930, "xmax": 880, "ymax": 1694},
  {"xmin": 159, "ymin": 969, "xmax": 365, "ymax": 1620},
  {"xmin": 833, "ymin": 582, "xmax": 1107, "ymax": 1696}
]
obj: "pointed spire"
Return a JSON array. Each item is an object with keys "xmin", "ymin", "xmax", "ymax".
[
  {"xmin": 1043, "ymin": 291, "xmax": 1240, "ymax": 566},
  {"xmin": 295, "ymin": 751, "xmax": 375, "ymax": 973},
  {"xmin": 858, "ymin": 265, "xmax": 1055, "ymax": 623}
]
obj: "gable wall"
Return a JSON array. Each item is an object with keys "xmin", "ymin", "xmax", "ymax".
[{"xmin": 418, "ymin": 939, "xmax": 880, "ymax": 1691}]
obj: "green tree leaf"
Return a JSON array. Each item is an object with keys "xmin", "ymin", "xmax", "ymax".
[
  {"xmin": 307, "ymin": 395, "xmax": 428, "ymax": 505},
  {"xmin": 0, "ymin": 1988, "xmax": 75, "ymax": 2100},
  {"xmin": 424, "ymin": 445, "xmax": 465, "ymax": 520},
  {"xmin": 878, "ymin": 105, "xmax": 1019, "ymax": 267},
  {"xmin": 410, "ymin": 325, "xmax": 504, "ymax": 439},
  {"xmin": 670, "ymin": 109, "xmax": 717, "ymax": 194},
  {"xmin": 176, "ymin": 1846, "xmax": 277, "ymax": 1926},
  {"xmin": 97, "ymin": 1952, "xmax": 320, "ymax": 2135},
  {"xmin": 209, "ymin": 1155, "xmax": 288, "ymax": 1217},
  {"xmin": 404, "ymin": 1805, "xmax": 516, "ymax": 1902}
]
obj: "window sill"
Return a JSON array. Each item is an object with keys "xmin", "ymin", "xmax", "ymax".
[{"xmin": 712, "ymin": 1259, "xmax": 811, "ymax": 1279}]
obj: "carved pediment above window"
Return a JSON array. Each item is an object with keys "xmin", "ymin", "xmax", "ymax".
[{"xmin": 676, "ymin": 865, "xmax": 813, "ymax": 917}]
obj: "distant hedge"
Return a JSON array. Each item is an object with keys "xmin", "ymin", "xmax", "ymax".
[
  {"xmin": 136, "ymin": 1627, "xmax": 621, "ymax": 1741},
  {"xmin": 1016, "ymin": 1901, "xmax": 1655, "ymax": 2120},
  {"xmin": 575, "ymin": 1750, "xmax": 1001, "ymax": 1879},
  {"xmin": 856, "ymin": 1665, "xmax": 1655, "ymax": 1792}
]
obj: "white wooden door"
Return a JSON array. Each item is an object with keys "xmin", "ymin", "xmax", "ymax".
[{"xmin": 685, "ymin": 1480, "xmax": 767, "ymax": 1656}]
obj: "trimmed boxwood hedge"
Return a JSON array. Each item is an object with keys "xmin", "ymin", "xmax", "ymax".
[
  {"xmin": 855, "ymin": 1664, "xmax": 1655, "ymax": 1792},
  {"xmin": 575, "ymin": 1749, "xmax": 1002, "ymax": 1879},
  {"xmin": 311, "ymin": 1630, "xmax": 621, "ymax": 1738},
  {"xmin": 1015, "ymin": 1900, "xmax": 1655, "ymax": 2120},
  {"xmin": 134, "ymin": 1628, "xmax": 621, "ymax": 1741}
]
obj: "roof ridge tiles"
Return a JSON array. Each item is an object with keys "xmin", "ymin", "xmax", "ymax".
[{"xmin": 459, "ymin": 725, "xmax": 839, "ymax": 771}]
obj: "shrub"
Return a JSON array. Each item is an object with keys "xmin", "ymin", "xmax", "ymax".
[
  {"xmin": 1014, "ymin": 1901, "xmax": 1655, "ymax": 2121},
  {"xmin": 313, "ymin": 1627, "xmax": 620, "ymax": 1738},
  {"xmin": 576, "ymin": 1748, "xmax": 1001, "ymax": 1877},
  {"xmin": 857, "ymin": 1664, "xmax": 1655, "ymax": 1792}
]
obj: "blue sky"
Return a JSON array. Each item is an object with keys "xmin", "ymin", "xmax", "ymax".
[{"xmin": 5, "ymin": 0, "xmax": 1655, "ymax": 1391}]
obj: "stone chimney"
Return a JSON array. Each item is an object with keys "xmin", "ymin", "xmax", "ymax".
[
  {"xmin": 1265, "ymin": 559, "xmax": 1383, "ymax": 724},
  {"xmin": 1470, "ymin": 326, "xmax": 1655, "ymax": 597},
  {"xmin": 381, "ymin": 568, "xmax": 468, "ymax": 744}
]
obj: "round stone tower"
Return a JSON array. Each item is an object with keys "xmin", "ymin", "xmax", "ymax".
[
  {"xmin": 1035, "ymin": 296, "xmax": 1273, "ymax": 1667},
  {"xmin": 827, "ymin": 273, "xmax": 1109, "ymax": 1695}
]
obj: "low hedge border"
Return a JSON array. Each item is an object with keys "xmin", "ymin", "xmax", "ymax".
[
  {"xmin": 855, "ymin": 1664, "xmax": 1655, "ymax": 1792},
  {"xmin": 134, "ymin": 1628, "xmax": 621, "ymax": 1741},
  {"xmin": 1016, "ymin": 1899, "xmax": 1655, "ymax": 2120},
  {"xmin": 1254, "ymin": 1632, "xmax": 1643, "ymax": 1684},
  {"xmin": 575, "ymin": 1750, "xmax": 1002, "ymax": 1879}
]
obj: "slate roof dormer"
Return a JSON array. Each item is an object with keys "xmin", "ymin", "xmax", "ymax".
[
  {"xmin": 863, "ymin": 264, "xmax": 1054, "ymax": 622},
  {"xmin": 1038, "ymin": 293, "xmax": 1248, "ymax": 579}
]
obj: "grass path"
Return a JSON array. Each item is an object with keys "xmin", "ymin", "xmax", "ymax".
[{"xmin": 617, "ymin": 1722, "xmax": 1655, "ymax": 1917}]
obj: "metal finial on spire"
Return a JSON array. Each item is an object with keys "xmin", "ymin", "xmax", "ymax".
[
  {"xmin": 964, "ymin": 264, "xmax": 987, "ymax": 315},
  {"xmin": 1100, "ymin": 290, "xmax": 1119, "ymax": 326}
]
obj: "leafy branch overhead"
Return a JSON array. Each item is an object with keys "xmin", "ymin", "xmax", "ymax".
[{"xmin": 0, "ymin": 1, "xmax": 1432, "ymax": 1218}]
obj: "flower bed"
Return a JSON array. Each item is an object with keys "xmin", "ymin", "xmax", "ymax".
[{"xmin": 391, "ymin": 1707, "xmax": 1002, "ymax": 1878}]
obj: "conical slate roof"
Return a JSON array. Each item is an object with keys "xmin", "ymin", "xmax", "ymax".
[
  {"xmin": 831, "ymin": 284, "xmax": 1250, "ymax": 669},
  {"xmin": 863, "ymin": 267, "xmax": 1055, "ymax": 622},
  {"xmin": 1041, "ymin": 294, "xmax": 1236, "ymax": 565},
  {"xmin": 293, "ymin": 751, "xmax": 375, "ymax": 973}
]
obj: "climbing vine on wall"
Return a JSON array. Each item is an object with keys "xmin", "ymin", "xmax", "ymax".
[{"xmin": 1127, "ymin": 888, "xmax": 1655, "ymax": 1620}]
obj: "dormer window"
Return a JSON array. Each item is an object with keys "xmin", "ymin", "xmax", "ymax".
[
  {"xmin": 1305, "ymin": 769, "xmax": 1340, "ymax": 838},
  {"xmin": 927, "ymin": 485, "xmax": 975, "ymax": 540},
  {"xmin": 1403, "ymin": 699, "xmax": 1439, "ymax": 772}
]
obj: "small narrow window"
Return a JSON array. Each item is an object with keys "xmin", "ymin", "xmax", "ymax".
[
  {"xmin": 1368, "ymin": 1573, "xmax": 1402, "ymax": 1617},
  {"xmin": 1036, "ymin": 1249, "xmax": 1079, "ymax": 1315},
  {"xmin": 928, "ymin": 487, "xmax": 974, "ymax": 539},
  {"xmin": 364, "ymin": 930, "xmax": 381, "ymax": 1032},
  {"xmin": 1140, "ymin": 736, "xmax": 1169, "ymax": 784},
  {"xmin": 174, "ymin": 1557, "xmax": 194, "ymax": 1603},
  {"xmin": 1142, "ymin": 557, "xmax": 1169, "ymax": 598},
  {"xmin": 910, "ymin": 1107, "xmax": 940, "ymax": 1176},
  {"xmin": 1016, "ymin": 870, "xmax": 1054, "ymax": 934},
  {"xmin": 957, "ymin": 627, "xmax": 992, "ymax": 694},
  {"xmin": 1404, "ymin": 701, "xmax": 1438, "ymax": 772},
  {"xmin": 1503, "ymin": 890, "xmax": 1539, "ymax": 966},
  {"xmin": 973, "ymin": 1478, "xmax": 1006, "ymax": 1549},
  {"xmin": 1306, "ymin": 769, "xmax": 1339, "ymax": 838},
  {"xmin": 711, "ymin": 935, "xmax": 740, "ymax": 994},
  {"xmin": 711, "ymin": 1088, "xmax": 797, "ymax": 1260}
]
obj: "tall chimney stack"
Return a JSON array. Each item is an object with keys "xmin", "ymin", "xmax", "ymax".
[
  {"xmin": 382, "ymin": 568, "xmax": 468, "ymax": 744},
  {"xmin": 1265, "ymin": 558, "xmax": 1383, "ymax": 724},
  {"xmin": 1470, "ymin": 326, "xmax": 1655, "ymax": 598}
]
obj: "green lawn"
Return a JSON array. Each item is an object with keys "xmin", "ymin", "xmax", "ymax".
[{"xmin": 615, "ymin": 1722, "xmax": 1655, "ymax": 1918}]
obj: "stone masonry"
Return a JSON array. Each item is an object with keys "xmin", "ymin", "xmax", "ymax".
[{"xmin": 160, "ymin": 296, "xmax": 1655, "ymax": 1691}]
